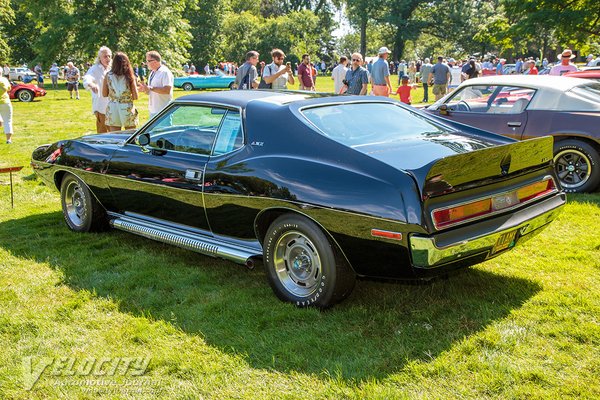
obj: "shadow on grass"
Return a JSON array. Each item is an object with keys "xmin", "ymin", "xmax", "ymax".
[
  {"xmin": 0, "ymin": 211, "xmax": 541, "ymax": 381},
  {"xmin": 566, "ymin": 192, "xmax": 600, "ymax": 206}
]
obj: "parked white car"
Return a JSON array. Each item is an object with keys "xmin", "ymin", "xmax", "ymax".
[{"xmin": 9, "ymin": 67, "xmax": 37, "ymax": 81}]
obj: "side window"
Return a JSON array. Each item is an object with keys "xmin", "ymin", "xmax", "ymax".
[
  {"xmin": 488, "ymin": 87, "xmax": 535, "ymax": 114},
  {"xmin": 212, "ymin": 110, "xmax": 243, "ymax": 155},
  {"xmin": 142, "ymin": 105, "xmax": 226, "ymax": 155},
  {"xmin": 445, "ymin": 85, "xmax": 498, "ymax": 112}
]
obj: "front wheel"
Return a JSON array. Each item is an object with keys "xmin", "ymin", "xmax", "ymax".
[
  {"xmin": 263, "ymin": 214, "xmax": 355, "ymax": 308},
  {"xmin": 182, "ymin": 83, "xmax": 193, "ymax": 91},
  {"xmin": 17, "ymin": 90, "xmax": 33, "ymax": 102},
  {"xmin": 60, "ymin": 174, "xmax": 107, "ymax": 232},
  {"xmin": 553, "ymin": 139, "xmax": 600, "ymax": 193}
]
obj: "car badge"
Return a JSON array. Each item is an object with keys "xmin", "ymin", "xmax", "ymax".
[{"xmin": 500, "ymin": 154, "xmax": 511, "ymax": 176}]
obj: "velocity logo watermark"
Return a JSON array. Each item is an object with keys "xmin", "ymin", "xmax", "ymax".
[{"xmin": 23, "ymin": 356, "xmax": 151, "ymax": 391}]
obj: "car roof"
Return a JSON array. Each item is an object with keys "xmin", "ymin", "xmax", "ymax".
[
  {"xmin": 173, "ymin": 90, "xmax": 370, "ymax": 108},
  {"xmin": 458, "ymin": 75, "xmax": 589, "ymax": 92}
]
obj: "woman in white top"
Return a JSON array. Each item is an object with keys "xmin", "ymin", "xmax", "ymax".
[{"xmin": 102, "ymin": 52, "xmax": 138, "ymax": 131}]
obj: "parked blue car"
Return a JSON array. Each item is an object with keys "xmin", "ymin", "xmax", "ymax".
[{"xmin": 174, "ymin": 74, "xmax": 236, "ymax": 91}]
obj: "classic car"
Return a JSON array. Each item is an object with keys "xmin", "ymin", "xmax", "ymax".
[
  {"xmin": 8, "ymin": 67, "xmax": 37, "ymax": 81},
  {"xmin": 9, "ymin": 81, "xmax": 47, "ymax": 102},
  {"xmin": 174, "ymin": 73, "xmax": 236, "ymax": 91},
  {"xmin": 425, "ymin": 75, "xmax": 600, "ymax": 193},
  {"xmin": 31, "ymin": 91, "xmax": 565, "ymax": 308}
]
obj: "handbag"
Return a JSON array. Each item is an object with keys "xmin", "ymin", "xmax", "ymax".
[{"xmin": 258, "ymin": 64, "xmax": 274, "ymax": 89}]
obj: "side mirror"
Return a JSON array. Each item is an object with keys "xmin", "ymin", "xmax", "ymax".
[
  {"xmin": 137, "ymin": 133, "xmax": 150, "ymax": 146},
  {"xmin": 439, "ymin": 104, "xmax": 449, "ymax": 116}
]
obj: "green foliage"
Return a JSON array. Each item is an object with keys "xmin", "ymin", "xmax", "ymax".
[
  {"xmin": 0, "ymin": 0, "xmax": 15, "ymax": 62},
  {"xmin": 5, "ymin": 0, "xmax": 191, "ymax": 66},
  {"xmin": 187, "ymin": 1, "xmax": 227, "ymax": 66}
]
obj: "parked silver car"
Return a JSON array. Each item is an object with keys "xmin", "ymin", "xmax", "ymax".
[{"xmin": 8, "ymin": 67, "xmax": 36, "ymax": 81}]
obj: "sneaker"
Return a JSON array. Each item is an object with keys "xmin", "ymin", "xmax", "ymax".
[
  {"xmin": 6, "ymin": 140, "xmax": 12, "ymax": 144},
  {"xmin": 76, "ymin": 96, "xmax": 80, "ymax": 100}
]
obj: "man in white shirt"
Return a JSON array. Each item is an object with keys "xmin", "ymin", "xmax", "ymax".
[
  {"xmin": 550, "ymin": 49, "xmax": 578, "ymax": 76},
  {"xmin": 138, "ymin": 51, "xmax": 174, "ymax": 119},
  {"xmin": 261, "ymin": 49, "xmax": 295, "ymax": 89},
  {"xmin": 331, "ymin": 56, "xmax": 348, "ymax": 94},
  {"xmin": 83, "ymin": 46, "xmax": 112, "ymax": 133}
]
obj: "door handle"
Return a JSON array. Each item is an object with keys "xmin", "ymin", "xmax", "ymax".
[
  {"xmin": 507, "ymin": 122, "xmax": 522, "ymax": 127},
  {"xmin": 185, "ymin": 169, "xmax": 203, "ymax": 181}
]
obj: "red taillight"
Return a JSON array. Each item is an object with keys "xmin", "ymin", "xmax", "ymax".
[
  {"xmin": 432, "ymin": 178, "xmax": 556, "ymax": 230},
  {"xmin": 516, "ymin": 179, "xmax": 555, "ymax": 203},
  {"xmin": 433, "ymin": 198, "xmax": 492, "ymax": 229}
]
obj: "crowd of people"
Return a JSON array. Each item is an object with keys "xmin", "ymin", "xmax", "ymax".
[{"xmin": 1, "ymin": 44, "xmax": 597, "ymax": 143}]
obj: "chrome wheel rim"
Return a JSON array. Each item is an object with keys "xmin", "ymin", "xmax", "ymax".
[
  {"xmin": 554, "ymin": 149, "xmax": 591, "ymax": 189},
  {"xmin": 274, "ymin": 231, "xmax": 322, "ymax": 297},
  {"xmin": 64, "ymin": 180, "xmax": 87, "ymax": 227},
  {"xmin": 19, "ymin": 91, "xmax": 32, "ymax": 101},
  {"xmin": 183, "ymin": 83, "xmax": 192, "ymax": 91}
]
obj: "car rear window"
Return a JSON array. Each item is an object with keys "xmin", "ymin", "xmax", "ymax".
[
  {"xmin": 301, "ymin": 102, "xmax": 446, "ymax": 147},
  {"xmin": 566, "ymin": 83, "xmax": 600, "ymax": 111}
]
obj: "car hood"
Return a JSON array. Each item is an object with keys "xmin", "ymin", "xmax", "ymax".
[
  {"xmin": 352, "ymin": 130, "xmax": 495, "ymax": 170},
  {"xmin": 77, "ymin": 131, "xmax": 136, "ymax": 146}
]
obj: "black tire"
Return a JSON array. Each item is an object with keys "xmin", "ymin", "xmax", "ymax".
[
  {"xmin": 60, "ymin": 174, "xmax": 107, "ymax": 232},
  {"xmin": 228, "ymin": 82, "xmax": 235, "ymax": 90},
  {"xmin": 263, "ymin": 214, "xmax": 355, "ymax": 308},
  {"xmin": 17, "ymin": 90, "xmax": 34, "ymax": 102},
  {"xmin": 553, "ymin": 139, "xmax": 600, "ymax": 193},
  {"xmin": 182, "ymin": 82, "xmax": 193, "ymax": 91}
]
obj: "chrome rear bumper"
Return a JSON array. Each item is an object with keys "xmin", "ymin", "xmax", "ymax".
[{"xmin": 409, "ymin": 193, "xmax": 565, "ymax": 269}]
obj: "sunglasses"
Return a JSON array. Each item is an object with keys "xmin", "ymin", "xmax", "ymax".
[{"xmin": 352, "ymin": 59, "xmax": 361, "ymax": 62}]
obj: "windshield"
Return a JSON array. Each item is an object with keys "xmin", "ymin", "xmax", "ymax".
[{"xmin": 301, "ymin": 102, "xmax": 448, "ymax": 147}]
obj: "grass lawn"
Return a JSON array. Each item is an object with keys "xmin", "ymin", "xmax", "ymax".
[{"xmin": 0, "ymin": 84, "xmax": 599, "ymax": 399}]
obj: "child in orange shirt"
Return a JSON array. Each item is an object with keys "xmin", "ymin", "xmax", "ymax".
[{"xmin": 396, "ymin": 75, "xmax": 416, "ymax": 105}]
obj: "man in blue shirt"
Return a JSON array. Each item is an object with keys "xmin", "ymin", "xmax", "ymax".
[
  {"xmin": 343, "ymin": 53, "xmax": 369, "ymax": 95},
  {"xmin": 429, "ymin": 56, "xmax": 451, "ymax": 101},
  {"xmin": 371, "ymin": 47, "xmax": 393, "ymax": 96}
]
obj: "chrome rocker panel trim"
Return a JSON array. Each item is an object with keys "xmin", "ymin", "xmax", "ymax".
[
  {"xmin": 410, "ymin": 193, "xmax": 565, "ymax": 269},
  {"xmin": 109, "ymin": 214, "xmax": 262, "ymax": 265}
]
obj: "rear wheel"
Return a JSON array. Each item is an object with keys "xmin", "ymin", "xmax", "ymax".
[
  {"xmin": 553, "ymin": 139, "xmax": 600, "ymax": 193},
  {"xmin": 263, "ymin": 214, "xmax": 355, "ymax": 308},
  {"xmin": 60, "ymin": 174, "xmax": 107, "ymax": 232},
  {"xmin": 17, "ymin": 90, "xmax": 34, "ymax": 102},
  {"xmin": 182, "ymin": 82, "xmax": 193, "ymax": 91},
  {"xmin": 228, "ymin": 82, "xmax": 235, "ymax": 90}
]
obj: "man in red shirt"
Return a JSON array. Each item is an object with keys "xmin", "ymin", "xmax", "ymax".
[{"xmin": 298, "ymin": 54, "xmax": 315, "ymax": 91}]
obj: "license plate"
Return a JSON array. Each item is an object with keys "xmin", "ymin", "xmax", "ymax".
[{"xmin": 491, "ymin": 230, "xmax": 518, "ymax": 255}]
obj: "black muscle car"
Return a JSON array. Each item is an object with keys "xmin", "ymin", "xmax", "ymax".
[{"xmin": 31, "ymin": 91, "xmax": 565, "ymax": 308}]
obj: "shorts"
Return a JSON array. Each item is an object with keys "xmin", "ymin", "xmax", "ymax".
[
  {"xmin": 0, "ymin": 103, "xmax": 14, "ymax": 134},
  {"xmin": 106, "ymin": 101, "xmax": 138, "ymax": 128},
  {"xmin": 67, "ymin": 82, "xmax": 79, "ymax": 90},
  {"xmin": 432, "ymin": 84, "xmax": 447, "ymax": 96}
]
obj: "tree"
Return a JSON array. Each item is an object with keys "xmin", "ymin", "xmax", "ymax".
[
  {"xmin": 345, "ymin": 0, "xmax": 383, "ymax": 57},
  {"xmin": 187, "ymin": 1, "xmax": 227, "ymax": 66},
  {"xmin": 9, "ymin": 0, "xmax": 191, "ymax": 66},
  {"xmin": 0, "ymin": 0, "xmax": 15, "ymax": 63}
]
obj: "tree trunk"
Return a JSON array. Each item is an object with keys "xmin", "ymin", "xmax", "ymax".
[
  {"xmin": 393, "ymin": 28, "xmax": 405, "ymax": 62},
  {"xmin": 360, "ymin": 17, "xmax": 367, "ymax": 59}
]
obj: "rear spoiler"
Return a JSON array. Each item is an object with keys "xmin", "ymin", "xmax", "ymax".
[{"xmin": 408, "ymin": 136, "xmax": 555, "ymax": 199}]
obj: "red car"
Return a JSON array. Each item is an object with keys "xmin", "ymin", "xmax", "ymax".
[
  {"xmin": 9, "ymin": 81, "xmax": 47, "ymax": 102},
  {"xmin": 564, "ymin": 67, "xmax": 600, "ymax": 82}
]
